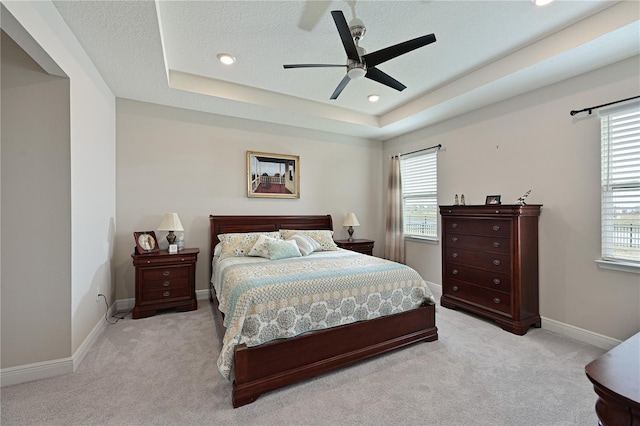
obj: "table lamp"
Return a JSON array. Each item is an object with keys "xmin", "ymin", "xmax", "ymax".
[
  {"xmin": 342, "ymin": 213, "xmax": 360, "ymax": 242},
  {"xmin": 158, "ymin": 213, "xmax": 184, "ymax": 245}
]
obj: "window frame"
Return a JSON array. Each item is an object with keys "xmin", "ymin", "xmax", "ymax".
[{"xmin": 400, "ymin": 149, "xmax": 438, "ymax": 242}]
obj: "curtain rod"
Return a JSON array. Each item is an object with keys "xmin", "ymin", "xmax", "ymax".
[
  {"xmin": 570, "ymin": 95, "xmax": 640, "ymax": 116},
  {"xmin": 391, "ymin": 144, "xmax": 442, "ymax": 158}
]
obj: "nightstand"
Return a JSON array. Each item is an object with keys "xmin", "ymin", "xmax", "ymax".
[
  {"xmin": 131, "ymin": 248, "xmax": 199, "ymax": 319},
  {"xmin": 334, "ymin": 239, "xmax": 375, "ymax": 256}
]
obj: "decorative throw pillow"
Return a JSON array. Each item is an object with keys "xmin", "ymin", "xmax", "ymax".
[
  {"xmin": 266, "ymin": 239, "xmax": 302, "ymax": 260},
  {"xmin": 217, "ymin": 231, "xmax": 281, "ymax": 260},
  {"xmin": 286, "ymin": 233, "xmax": 321, "ymax": 256},
  {"xmin": 248, "ymin": 234, "xmax": 280, "ymax": 258},
  {"xmin": 280, "ymin": 229, "xmax": 338, "ymax": 251}
]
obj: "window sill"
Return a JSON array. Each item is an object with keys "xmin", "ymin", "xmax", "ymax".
[
  {"xmin": 405, "ymin": 236, "xmax": 438, "ymax": 245},
  {"xmin": 596, "ymin": 259, "xmax": 640, "ymax": 275}
]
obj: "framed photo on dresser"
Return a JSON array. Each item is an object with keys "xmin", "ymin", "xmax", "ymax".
[
  {"xmin": 485, "ymin": 195, "xmax": 501, "ymax": 205},
  {"xmin": 134, "ymin": 231, "xmax": 159, "ymax": 254}
]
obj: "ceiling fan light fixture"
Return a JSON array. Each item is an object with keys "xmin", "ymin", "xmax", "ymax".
[
  {"xmin": 347, "ymin": 67, "xmax": 366, "ymax": 80},
  {"xmin": 217, "ymin": 53, "xmax": 236, "ymax": 65},
  {"xmin": 368, "ymin": 94, "xmax": 380, "ymax": 103}
]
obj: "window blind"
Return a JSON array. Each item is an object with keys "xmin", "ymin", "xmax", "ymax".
[
  {"xmin": 401, "ymin": 150, "xmax": 438, "ymax": 240},
  {"xmin": 600, "ymin": 101, "xmax": 640, "ymax": 264}
]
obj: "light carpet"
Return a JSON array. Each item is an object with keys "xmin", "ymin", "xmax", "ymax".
[{"xmin": 1, "ymin": 297, "xmax": 604, "ymax": 425}]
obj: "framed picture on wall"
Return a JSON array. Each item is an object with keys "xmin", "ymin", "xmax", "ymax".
[
  {"xmin": 247, "ymin": 151, "xmax": 300, "ymax": 199},
  {"xmin": 134, "ymin": 231, "xmax": 160, "ymax": 254}
]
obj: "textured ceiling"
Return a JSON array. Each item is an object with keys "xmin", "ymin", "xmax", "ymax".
[{"xmin": 52, "ymin": 0, "xmax": 640, "ymax": 140}]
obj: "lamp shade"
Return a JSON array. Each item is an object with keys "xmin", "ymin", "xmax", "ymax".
[
  {"xmin": 157, "ymin": 213, "xmax": 184, "ymax": 232},
  {"xmin": 342, "ymin": 213, "xmax": 360, "ymax": 227}
]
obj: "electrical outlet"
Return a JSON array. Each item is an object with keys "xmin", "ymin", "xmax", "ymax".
[{"xmin": 97, "ymin": 287, "xmax": 101, "ymax": 302}]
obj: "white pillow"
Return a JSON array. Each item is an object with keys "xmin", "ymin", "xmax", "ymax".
[
  {"xmin": 279, "ymin": 229, "xmax": 338, "ymax": 251},
  {"xmin": 248, "ymin": 234, "xmax": 280, "ymax": 258},
  {"xmin": 267, "ymin": 239, "xmax": 302, "ymax": 260},
  {"xmin": 286, "ymin": 233, "xmax": 321, "ymax": 256}
]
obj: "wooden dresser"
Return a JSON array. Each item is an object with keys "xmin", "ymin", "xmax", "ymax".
[
  {"xmin": 131, "ymin": 248, "xmax": 199, "ymax": 319},
  {"xmin": 439, "ymin": 204, "xmax": 541, "ymax": 335}
]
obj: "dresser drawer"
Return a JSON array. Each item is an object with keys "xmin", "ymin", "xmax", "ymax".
[
  {"xmin": 445, "ymin": 265, "xmax": 511, "ymax": 293},
  {"xmin": 141, "ymin": 266, "xmax": 188, "ymax": 281},
  {"xmin": 140, "ymin": 286, "xmax": 191, "ymax": 302},
  {"xmin": 445, "ymin": 234, "xmax": 510, "ymax": 254},
  {"xmin": 446, "ymin": 247, "xmax": 511, "ymax": 274},
  {"xmin": 445, "ymin": 218, "xmax": 511, "ymax": 237},
  {"xmin": 444, "ymin": 280, "xmax": 511, "ymax": 315}
]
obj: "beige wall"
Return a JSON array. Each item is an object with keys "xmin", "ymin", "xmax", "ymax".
[
  {"xmin": 1, "ymin": 32, "xmax": 72, "ymax": 367},
  {"xmin": 384, "ymin": 56, "xmax": 640, "ymax": 342},
  {"xmin": 115, "ymin": 99, "xmax": 383, "ymax": 300}
]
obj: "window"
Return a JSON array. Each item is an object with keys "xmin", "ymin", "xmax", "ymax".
[
  {"xmin": 401, "ymin": 150, "xmax": 438, "ymax": 240},
  {"xmin": 600, "ymin": 101, "xmax": 640, "ymax": 268}
]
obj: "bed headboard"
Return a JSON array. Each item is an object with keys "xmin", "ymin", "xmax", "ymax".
[{"xmin": 209, "ymin": 214, "xmax": 333, "ymax": 262}]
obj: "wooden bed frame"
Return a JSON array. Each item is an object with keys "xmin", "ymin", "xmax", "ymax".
[{"xmin": 209, "ymin": 214, "xmax": 438, "ymax": 408}]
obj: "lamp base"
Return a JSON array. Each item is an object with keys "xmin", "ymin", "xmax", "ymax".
[
  {"xmin": 347, "ymin": 226, "xmax": 354, "ymax": 242},
  {"xmin": 166, "ymin": 231, "xmax": 176, "ymax": 245}
]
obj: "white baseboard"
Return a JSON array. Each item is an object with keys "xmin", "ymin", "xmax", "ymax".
[
  {"xmin": 1, "ymin": 300, "xmax": 117, "ymax": 387},
  {"xmin": 541, "ymin": 316, "xmax": 621, "ymax": 351}
]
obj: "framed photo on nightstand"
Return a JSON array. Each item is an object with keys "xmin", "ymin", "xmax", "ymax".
[{"xmin": 134, "ymin": 231, "xmax": 159, "ymax": 254}]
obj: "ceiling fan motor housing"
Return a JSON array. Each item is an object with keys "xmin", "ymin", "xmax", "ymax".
[{"xmin": 349, "ymin": 18, "xmax": 366, "ymax": 40}]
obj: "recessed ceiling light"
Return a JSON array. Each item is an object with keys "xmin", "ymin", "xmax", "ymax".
[
  {"xmin": 217, "ymin": 53, "xmax": 236, "ymax": 65},
  {"xmin": 531, "ymin": 0, "xmax": 554, "ymax": 6},
  {"xmin": 368, "ymin": 94, "xmax": 380, "ymax": 103}
]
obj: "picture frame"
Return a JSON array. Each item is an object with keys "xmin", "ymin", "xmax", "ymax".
[
  {"xmin": 134, "ymin": 231, "xmax": 160, "ymax": 254},
  {"xmin": 247, "ymin": 151, "xmax": 300, "ymax": 199},
  {"xmin": 485, "ymin": 195, "xmax": 502, "ymax": 205}
]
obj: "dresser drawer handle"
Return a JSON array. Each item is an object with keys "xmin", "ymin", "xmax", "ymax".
[
  {"xmin": 163, "ymin": 281, "xmax": 170, "ymax": 287},
  {"xmin": 452, "ymin": 269, "xmax": 459, "ymax": 275},
  {"xmin": 452, "ymin": 253, "xmax": 458, "ymax": 258},
  {"xmin": 163, "ymin": 291, "xmax": 170, "ymax": 297},
  {"xmin": 493, "ymin": 298, "xmax": 501, "ymax": 304},
  {"xmin": 452, "ymin": 286, "xmax": 459, "ymax": 292},
  {"xmin": 492, "ymin": 225, "xmax": 501, "ymax": 231},
  {"xmin": 452, "ymin": 223, "xmax": 458, "ymax": 229},
  {"xmin": 493, "ymin": 278, "xmax": 501, "ymax": 285},
  {"xmin": 163, "ymin": 271, "xmax": 170, "ymax": 277},
  {"xmin": 452, "ymin": 237, "xmax": 458, "ymax": 243},
  {"xmin": 492, "ymin": 259, "xmax": 501, "ymax": 266},
  {"xmin": 493, "ymin": 242, "xmax": 501, "ymax": 248}
]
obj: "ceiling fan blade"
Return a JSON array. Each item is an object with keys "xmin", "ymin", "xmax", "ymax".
[
  {"xmin": 363, "ymin": 34, "xmax": 436, "ymax": 68},
  {"xmin": 365, "ymin": 67, "xmax": 406, "ymax": 91},
  {"xmin": 330, "ymin": 74, "xmax": 351, "ymax": 100},
  {"xmin": 283, "ymin": 64, "xmax": 347, "ymax": 69},
  {"xmin": 331, "ymin": 10, "xmax": 360, "ymax": 63}
]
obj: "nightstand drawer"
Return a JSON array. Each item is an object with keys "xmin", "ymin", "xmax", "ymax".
[
  {"xmin": 141, "ymin": 266, "xmax": 188, "ymax": 281},
  {"xmin": 142, "ymin": 276, "xmax": 189, "ymax": 291},
  {"xmin": 141, "ymin": 287, "xmax": 191, "ymax": 302},
  {"xmin": 445, "ymin": 280, "xmax": 511, "ymax": 315}
]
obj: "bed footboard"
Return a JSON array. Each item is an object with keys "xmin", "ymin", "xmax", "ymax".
[{"xmin": 231, "ymin": 302, "xmax": 437, "ymax": 408}]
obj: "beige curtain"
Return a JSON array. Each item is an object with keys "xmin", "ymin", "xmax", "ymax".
[{"xmin": 384, "ymin": 155, "xmax": 405, "ymax": 263}]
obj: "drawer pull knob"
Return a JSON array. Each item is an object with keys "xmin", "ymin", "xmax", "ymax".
[
  {"xmin": 452, "ymin": 223, "xmax": 458, "ymax": 228},
  {"xmin": 493, "ymin": 242, "xmax": 501, "ymax": 248},
  {"xmin": 452, "ymin": 286, "xmax": 459, "ymax": 292},
  {"xmin": 163, "ymin": 271, "xmax": 170, "ymax": 277},
  {"xmin": 492, "ymin": 259, "xmax": 501, "ymax": 266},
  {"xmin": 493, "ymin": 278, "xmax": 501, "ymax": 285},
  {"xmin": 163, "ymin": 281, "xmax": 170, "ymax": 287},
  {"xmin": 493, "ymin": 298, "xmax": 501, "ymax": 304},
  {"xmin": 163, "ymin": 291, "xmax": 170, "ymax": 297},
  {"xmin": 452, "ymin": 237, "xmax": 458, "ymax": 243},
  {"xmin": 452, "ymin": 253, "xmax": 458, "ymax": 258},
  {"xmin": 492, "ymin": 225, "xmax": 501, "ymax": 231},
  {"xmin": 452, "ymin": 269, "xmax": 459, "ymax": 275}
]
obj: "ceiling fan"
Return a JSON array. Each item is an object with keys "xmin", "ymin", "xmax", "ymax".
[{"xmin": 283, "ymin": 10, "xmax": 436, "ymax": 100}]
